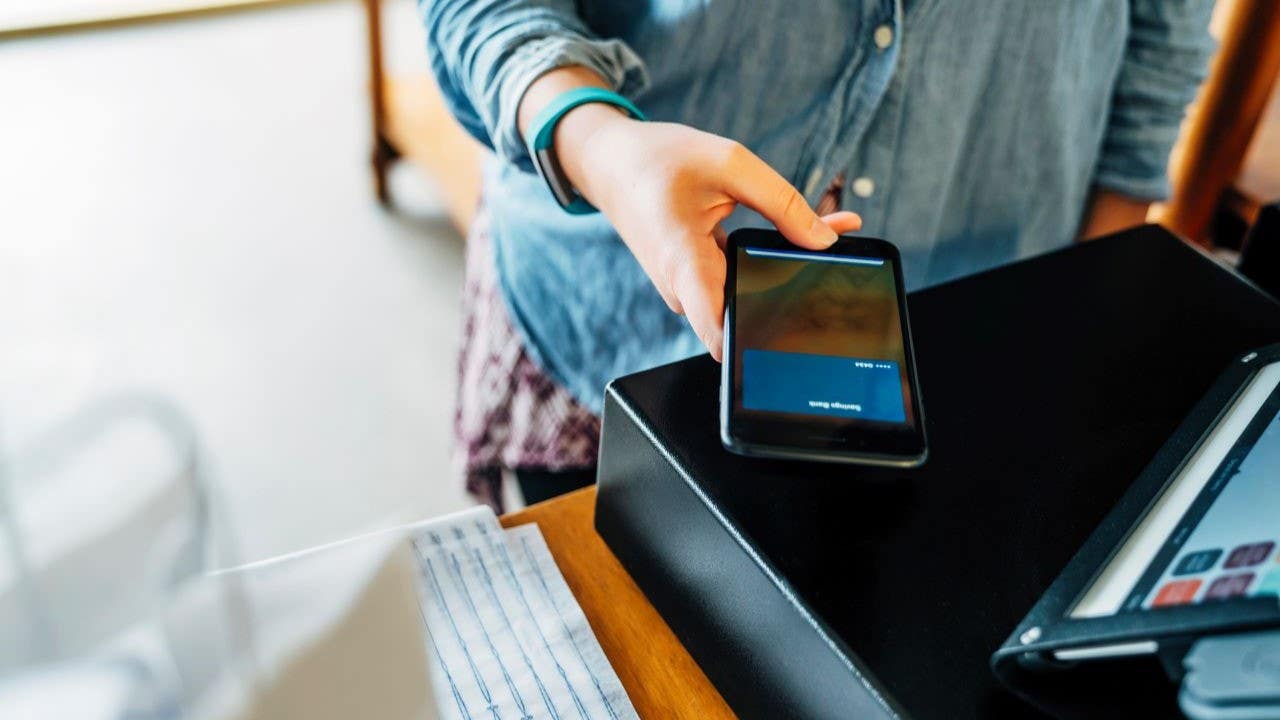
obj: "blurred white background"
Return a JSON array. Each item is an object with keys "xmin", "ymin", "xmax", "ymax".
[{"xmin": 0, "ymin": 0, "xmax": 476, "ymax": 564}]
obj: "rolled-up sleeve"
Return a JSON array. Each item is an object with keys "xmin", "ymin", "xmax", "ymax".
[
  {"xmin": 1094, "ymin": 0, "xmax": 1216, "ymax": 201},
  {"xmin": 420, "ymin": 0, "xmax": 649, "ymax": 171}
]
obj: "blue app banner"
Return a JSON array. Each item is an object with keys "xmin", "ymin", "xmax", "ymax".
[{"xmin": 742, "ymin": 349, "xmax": 906, "ymax": 423}]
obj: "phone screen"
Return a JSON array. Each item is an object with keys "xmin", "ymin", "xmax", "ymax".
[
  {"xmin": 723, "ymin": 231, "xmax": 925, "ymax": 464},
  {"xmin": 734, "ymin": 246, "xmax": 914, "ymax": 425}
]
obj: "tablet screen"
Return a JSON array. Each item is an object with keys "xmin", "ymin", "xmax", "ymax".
[{"xmin": 1071, "ymin": 360, "xmax": 1280, "ymax": 618}]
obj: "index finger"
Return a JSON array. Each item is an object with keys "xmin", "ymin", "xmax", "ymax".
[{"xmin": 720, "ymin": 144, "xmax": 843, "ymax": 250}]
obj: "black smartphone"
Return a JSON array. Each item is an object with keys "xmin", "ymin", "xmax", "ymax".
[{"xmin": 720, "ymin": 228, "xmax": 927, "ymax": 466}]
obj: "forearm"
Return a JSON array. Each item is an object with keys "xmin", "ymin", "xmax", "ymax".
[
  {"xmin": 422, "ymin": 0, "xmax": 648, "ymax": 169},
  {"xmin": 1077, "ymin": 188, "xmax": 1152, "ymax": 241}
]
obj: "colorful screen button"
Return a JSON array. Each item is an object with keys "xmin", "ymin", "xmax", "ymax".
[
  {"xmin": 1224, "ymin": 542, "xmax": 1275, "ymax": 569},
  {"xmin": 1204, "ymin": 573, "xmax": 1255, "ymax": 600},
  {"xmin": 1152, "ymin": 579, "xmax": 1202, "ymax": 607},
  {"xmin": 1256, "ymin": 569, "xmax": 1280, "ymax": 597},
  {"xmin": 1173, "ymin": 549, "xmax": 1223, "ymax": 576}
]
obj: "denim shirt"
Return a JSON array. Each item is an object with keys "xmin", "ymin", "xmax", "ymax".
[{"xmin": 421, "ymin": 0, "xmax": 1214, "ymax": 413}]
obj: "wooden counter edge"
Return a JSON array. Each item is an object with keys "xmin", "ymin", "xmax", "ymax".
[{"xmin": 501, "ymin": 487, "xmax": 736, "ymax": 720}]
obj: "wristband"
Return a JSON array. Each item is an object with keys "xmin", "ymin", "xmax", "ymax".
[{"xmin": 526, "ymin": 87, "xmax": 645, "ymax": 214}]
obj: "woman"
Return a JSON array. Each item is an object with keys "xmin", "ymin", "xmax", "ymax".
[{"xmin": 425, "ymin": 1, "xmax": 1215, "ymax": 509}]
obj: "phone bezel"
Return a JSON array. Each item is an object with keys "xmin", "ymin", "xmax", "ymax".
[{"xmin": 720, "ymin": 228, "xmax": 928, "ymax": 466}]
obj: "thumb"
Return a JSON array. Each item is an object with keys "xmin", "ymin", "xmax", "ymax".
[
  {"xmin": 721, "ymin": 144, "xmax": 839, "ymax": 250},
  {"xmin": 821, "ymin": 210, "xmax": 862, "ymax": 235}
]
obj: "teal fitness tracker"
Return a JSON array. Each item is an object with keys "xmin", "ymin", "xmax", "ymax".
[{"xmin": 526, "ymin": 87, "xmax": 645, "ymax": 214}]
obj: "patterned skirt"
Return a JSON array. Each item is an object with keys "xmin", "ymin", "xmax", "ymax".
[{"xmin": 455, "ymin": 209, "xmax": 601, "ymax": 513}]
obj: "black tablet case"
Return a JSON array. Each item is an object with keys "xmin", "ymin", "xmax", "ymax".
[
  {"xmin": 594, "ymin": 226, "xmax": 1280, "ymax": 719},
  {"xmin": 991, "ymin": 342, "xmax": 1280, "ymax": 716}
]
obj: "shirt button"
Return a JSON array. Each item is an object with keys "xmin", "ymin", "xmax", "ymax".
[
  {"xmin": 852, "ymin": 176, "xmax": 876, "ymax": 198},
  {"xmin": 873, "ymin": 24, "xmax": 894, "ymax": 50}
]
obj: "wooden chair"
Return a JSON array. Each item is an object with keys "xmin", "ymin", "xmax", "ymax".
[
  {"xmin": 1162, "ymin": 0, "xmax": 1280, "ymax": 246},
  {"xmin": 362, "ymin": 0, "xmax": 483, "ymax": 234}
]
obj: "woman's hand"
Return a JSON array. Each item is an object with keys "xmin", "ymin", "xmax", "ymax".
[{"xmin": 519, "ymin": 68, "xmax": 861, "ymax": 360}]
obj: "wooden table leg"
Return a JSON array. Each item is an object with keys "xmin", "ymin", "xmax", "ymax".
[{"xmin": 364, "ymin": 0, "xmax": 400, "ymax": 206}]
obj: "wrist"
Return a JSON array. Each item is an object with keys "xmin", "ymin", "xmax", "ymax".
[
  {"xmin": 521, "ymin": 76, "xmax": 645, "ymax": 213},
  {"xmin": 518, "ymin": 66, "xmax": 610, "ymax": 140},
  {"xmin": 553, "ymin": 103, "xmax": 633, "ymax": 202}
]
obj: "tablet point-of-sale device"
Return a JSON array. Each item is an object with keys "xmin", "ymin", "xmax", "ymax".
[
  {"xmin": 994, "ymin": 344, "xmax": 1280, "ymax": 693},
  {"xmin": 720, "ymin": 229, "xmax": 927, "ymax": 467}
]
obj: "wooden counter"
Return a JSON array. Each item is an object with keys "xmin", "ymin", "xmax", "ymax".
[{"xmin": 501, "ymin": 487, "xmax": 735, "ymax": 719}]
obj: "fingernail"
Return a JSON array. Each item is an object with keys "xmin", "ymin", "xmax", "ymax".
[{"xmin": 810, "ymin": 218, "xmax": 838, "ymax": 247}]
